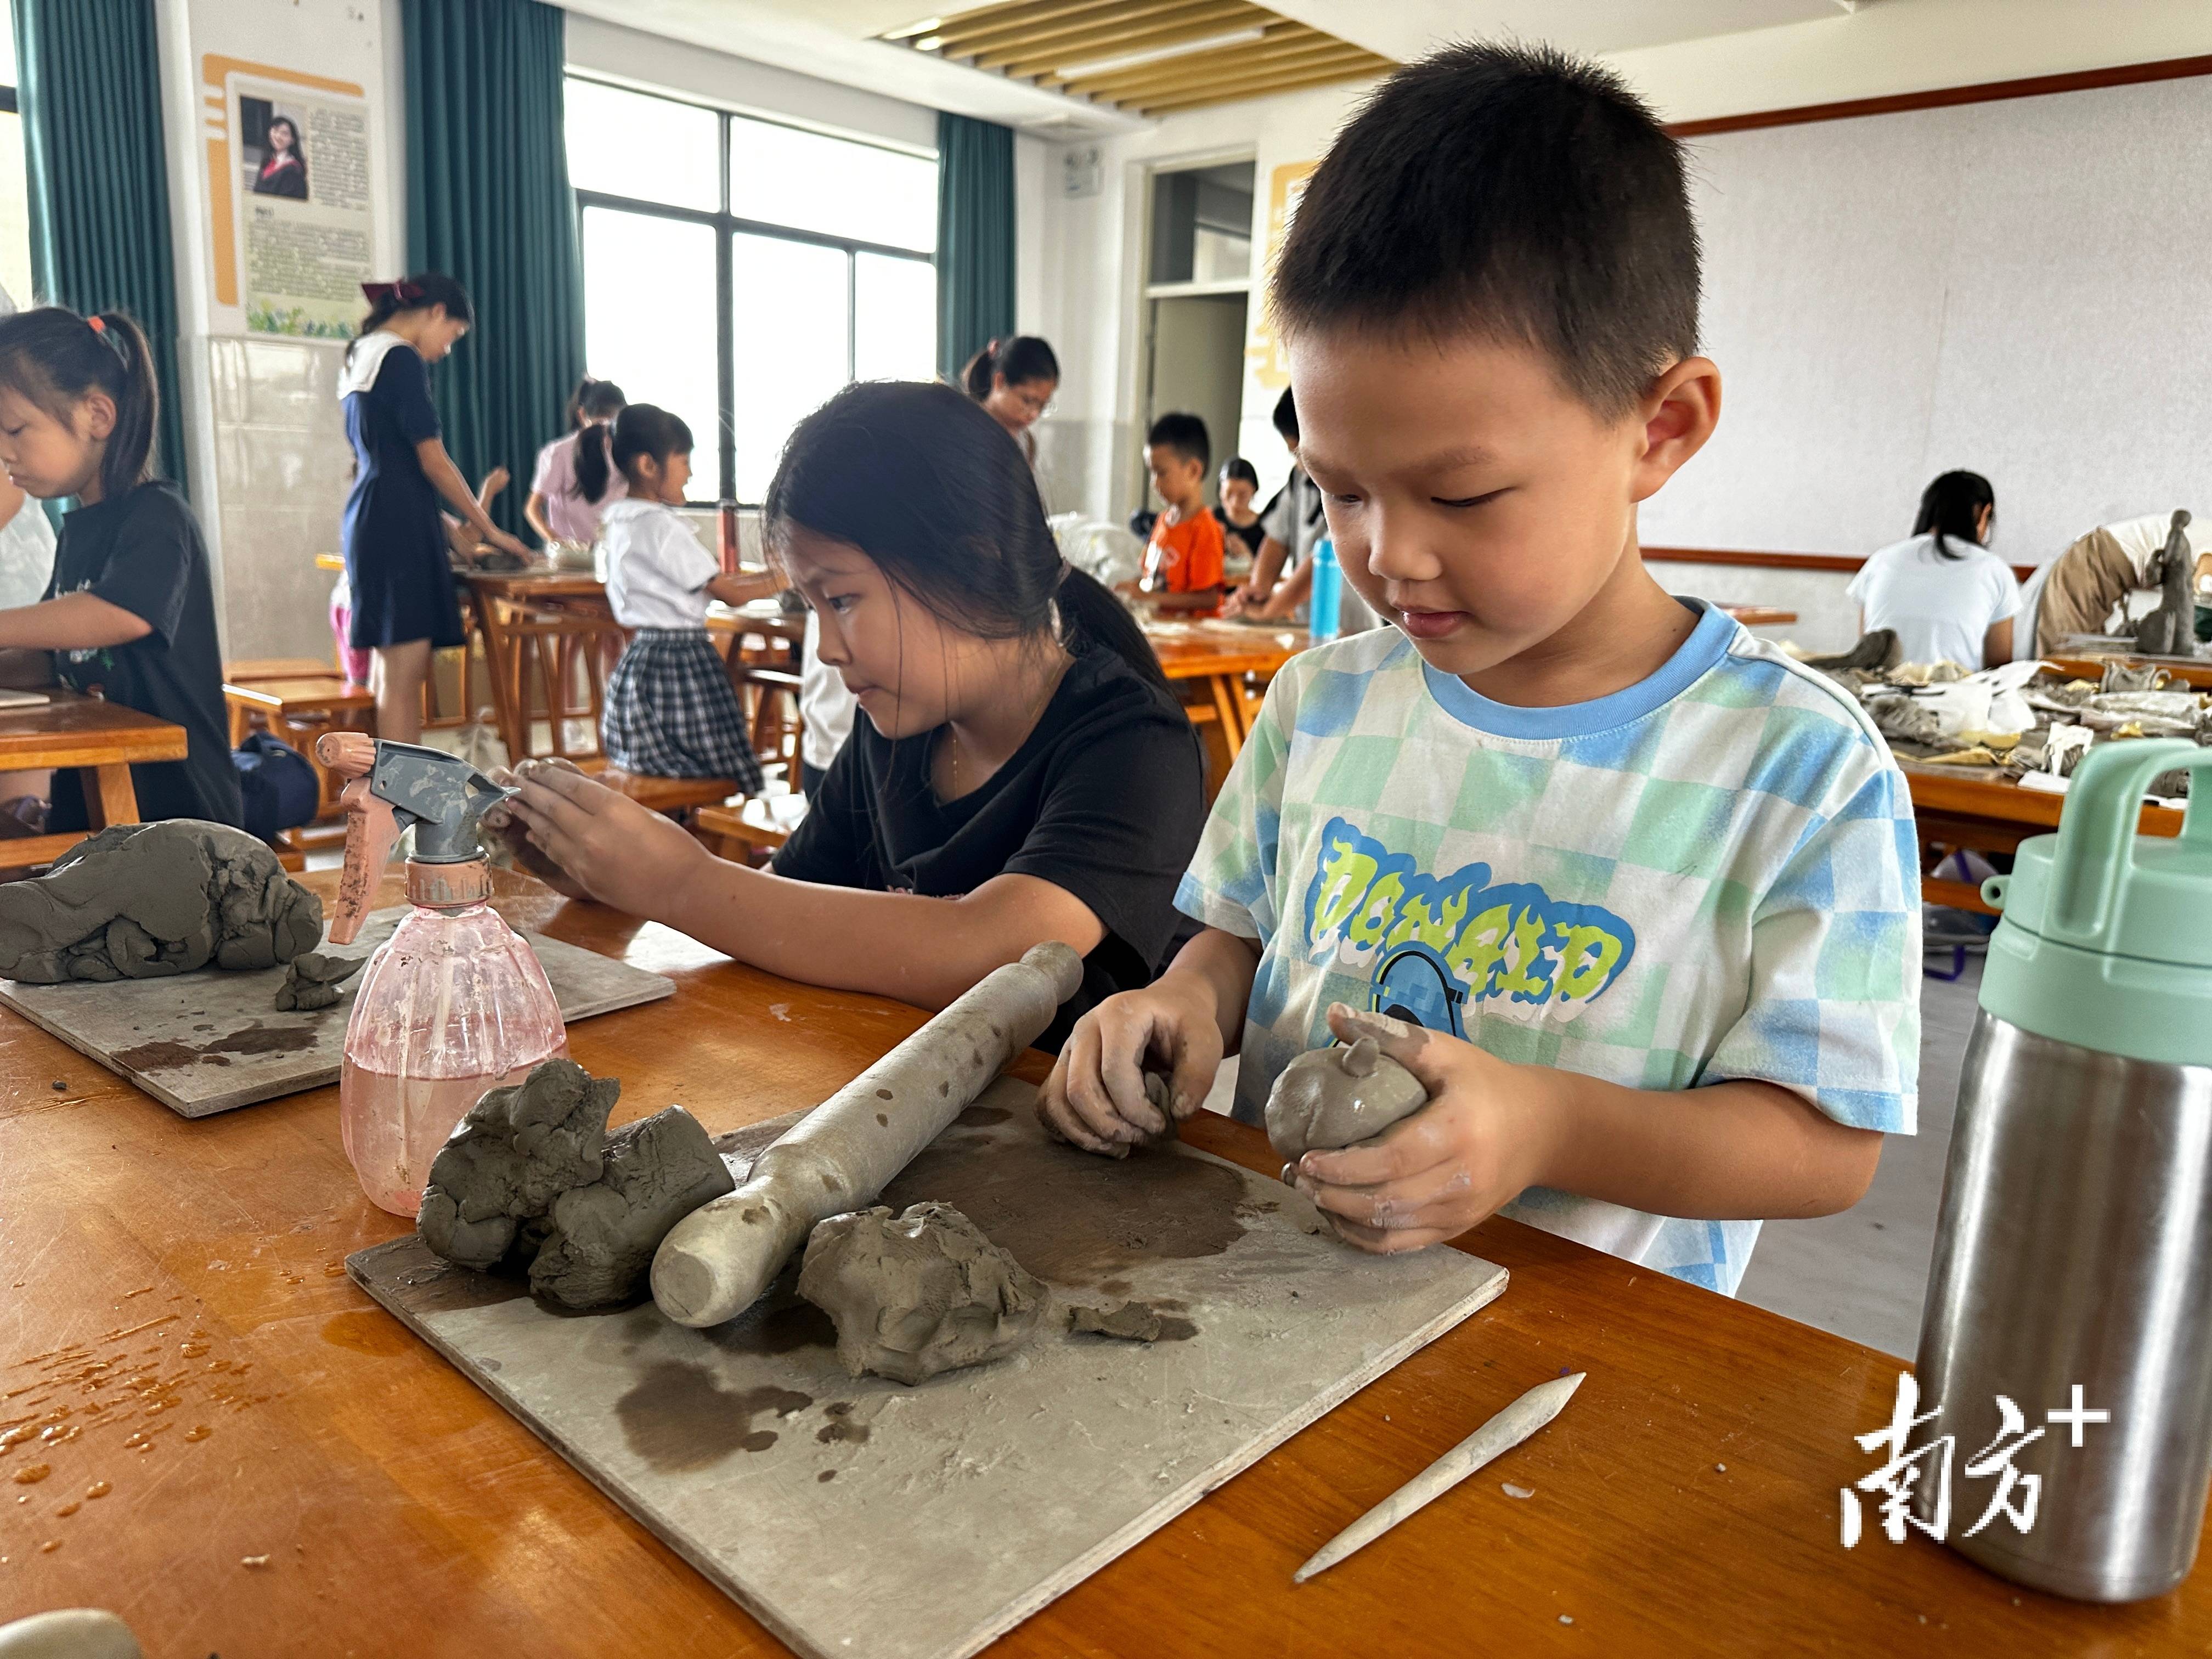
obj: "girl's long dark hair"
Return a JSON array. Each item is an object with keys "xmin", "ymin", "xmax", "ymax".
[
  {"xmin": 765, "ymin": 380, "xmax": 1166, "ymax": 693},
  {"xmin": 960, "ymin": 335, "xmax": 1059, "ymax": 402},
  {"xmin": 575, "ymin": 403, "xmax": 692, "ymax": 505},
  {"xmin": 0, "ymin": 306, "xmax": 160, "ymax": 501},
  {"xmin": 1915, "ymin": 470, "xmax": 1995, "ymax": 562},
  {"xmin": 566, "ymin": 375, "xmax": 625, "ymax": 430},
  {"xmin": 348, "ymin": 272, "xmax": 474, "ymax": 363}
]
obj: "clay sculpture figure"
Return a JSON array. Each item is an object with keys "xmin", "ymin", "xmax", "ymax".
[
  {"xmin": 1265, "ymin": 1036, "xmax": 1431, "ymax": 1162},
  {"xmin": 653, "ymin": 941, "xmax": 1084, "ymax": 1329},
  {"xmin": 798, "ymin": 1201, "xmax": 1049, "ymax": 1385},
  {"xmin": 273, "ymin": 950, "xmax": 366, "ymax": 1011},
  {"xmin": 0, "ymin": 820, "xmax": 321, "ymax": 983},
  {"xmin": 417, "ymin": 1057, "xmax": 735, "ymax": 1308},
  {"xmin": 2135, "ymin": 510, "xmax": 2198, "ymax": 658}
]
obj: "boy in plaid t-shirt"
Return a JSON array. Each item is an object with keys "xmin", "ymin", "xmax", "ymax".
[{"xmin": 1040, "ymin": 43, "xmax": 1918, "ymax": 1294}]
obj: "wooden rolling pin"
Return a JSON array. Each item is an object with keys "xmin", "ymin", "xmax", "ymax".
[{"xmin": 651, "ymin": 940, "xmax": 1084, "ymax": 1328}]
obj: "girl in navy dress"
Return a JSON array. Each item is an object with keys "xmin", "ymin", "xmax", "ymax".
[{"xmin": 339, "ymin": 274, "xmax": 526, "ymax": 742}]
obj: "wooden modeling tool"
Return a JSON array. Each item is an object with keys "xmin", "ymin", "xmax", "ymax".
[{"xmin": 1294, "ymin": 1371, "xmax": 1586, "ymax": 1583}]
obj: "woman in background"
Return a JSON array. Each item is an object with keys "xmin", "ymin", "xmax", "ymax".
[
  {"xmin": 339, "ymin": 274, "xmax": 527, "ymax": 742},
  {"xmin": 961, "ymin": 336, "xmax": 1059, "ymax": 473},
  {"xmin": 1849, "ymin": 470, "xmax": 2018, "ymax": 670},
  {"xmin": 253, "ymin": 116, "xmax": 307, "ymax": 199},
  {"xmin": 525, "ymin": 375, "xmax": 625, "ymax": 548}
]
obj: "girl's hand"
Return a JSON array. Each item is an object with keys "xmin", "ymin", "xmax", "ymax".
[
  {"xmin": 481, "ymin": 761, "xmax": 589, "ymax": 899},
  {"xmin": 498, "ymin": 759, "xmax": 709, "ymax": 918},
  {"xmin": 484, "ymin": 525, "xmax": 531, "ymax": 560},
  {"xmin": 1290, "ymin": 1004, "xmax": 1554, "ymax": 1255},
  {"xmin": 1040, "ymin": 977, "xmax": 1222, "ymax": 1158}
]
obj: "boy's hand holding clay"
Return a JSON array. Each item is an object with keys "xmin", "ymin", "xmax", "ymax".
[{"xmin": 1287, "ymin": 1005, "xmax": 1548, "ymax": 1255}]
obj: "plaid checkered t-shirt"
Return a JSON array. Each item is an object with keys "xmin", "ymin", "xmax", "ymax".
[{"xmin": 1176, "ymin": 600, "xmax": 1920, "ymax": 1295}]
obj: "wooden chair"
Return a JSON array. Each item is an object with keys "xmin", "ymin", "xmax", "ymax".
[
  {"xmin": 732, "ymin": 665, "xmax": 804, "ymax": 778},
  {"xmin": 489, "ymin": 596, "xmax": 623, "ymax": 763},
  {"xmin": 222, "ymin": 676, "xmax": 376, "ymax": 819},
  {"xmin": 591, "ymin": 766, "xmax": 736, "ymax": 821},
  {"xmin": 226, "ymin": 656, "xmax": 346, "ymax": 685},
  {"xmin": 693, "ymin": 798, "xmax": 797, "ymax": 866}
]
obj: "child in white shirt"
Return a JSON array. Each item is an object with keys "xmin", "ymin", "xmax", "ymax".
[{"xmin": 585, "ymin": 405, "xmax": 762, "ymax": 786}]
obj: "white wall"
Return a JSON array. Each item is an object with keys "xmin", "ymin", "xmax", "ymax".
[
  {"xmin": 155, "ymin": 0, "xmax": 406, "ymax": 664},
  {"xmin": 1643, "ymin": 72, "xmax": 2212, "ymax": 574}
]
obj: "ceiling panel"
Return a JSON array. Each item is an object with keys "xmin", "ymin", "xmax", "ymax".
[{"xmin": 1260, "ymin": 0, "xmax": 1856, "ymax": 61}]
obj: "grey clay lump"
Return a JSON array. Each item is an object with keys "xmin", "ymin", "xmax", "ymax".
[
  {"xmin": 273, "ymin": 950, "xmax": 366, "ymax": 1011},
  {"xmin": 417, "ymin": 1057, "xmax": 734, "ymax": 1308},
  {"xmin": 1264, "ymin": 1036, "xmax": 1430, "ymax": 1161},
  {"xmin": 0, "ymin": 820, "xmax": 321, "ymax": 983},
  {"xmin": 798, "ymin": 1201, "xmax": 1050, "ymax": 1385}
]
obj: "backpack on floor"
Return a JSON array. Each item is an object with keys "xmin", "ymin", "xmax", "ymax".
[{"xmin": 233, "ymin": 731, "xmax": 320, "ymax": 841}]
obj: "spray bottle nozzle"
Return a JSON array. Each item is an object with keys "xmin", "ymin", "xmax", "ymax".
[{"xmin": 315, "ymin": 736, "xmax": 515, "ymax": 944}]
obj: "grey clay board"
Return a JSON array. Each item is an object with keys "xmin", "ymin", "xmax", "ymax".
[
  {"xmin": 0, "ymin": 905, "xmax": 674, "ymax": 1118},
  {"xmin": 351, "ymin": 1077, "xmax": 1509, "ymax": 1659}
]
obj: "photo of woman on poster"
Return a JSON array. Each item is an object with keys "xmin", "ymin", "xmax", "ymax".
[{"xmin": 252, "ymin": 114, "xmax": 307, "ymax": 200}]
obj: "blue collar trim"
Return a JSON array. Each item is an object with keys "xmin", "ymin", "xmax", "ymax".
[{"xmin": 1419, "ymin": 598, "xmax": 1739, "ymax": 740}]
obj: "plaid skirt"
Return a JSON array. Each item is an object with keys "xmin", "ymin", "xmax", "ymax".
[{"xmin": 602, "ymin": 629, "xmax": 764, "ymax": 789}]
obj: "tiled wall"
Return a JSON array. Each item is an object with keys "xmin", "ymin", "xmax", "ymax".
[{"xmin": 200, "ymin": 334, "xmax": 354, "ymax": 665}]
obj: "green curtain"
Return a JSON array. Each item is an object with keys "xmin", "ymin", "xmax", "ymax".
[
  {"xmin": 13, "ymin": 0, "xmax": 187, "ymax": 489},
  {"xmin": 402, "ymin": 0, "xmax": 583, "ymax": 535},
  {"xmin": 935, "ymin": 112, "xmax": 1014, "ymax": 382}
]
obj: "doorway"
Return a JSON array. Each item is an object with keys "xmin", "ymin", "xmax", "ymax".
[{"xmin": 1140, "ymin": 160, "xmax": 1254, "ymax": 522}]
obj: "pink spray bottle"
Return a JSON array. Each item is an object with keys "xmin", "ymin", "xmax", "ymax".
[{"xmin": 316, "ymin": 733, "xmax": 567, "ymax": 1216}]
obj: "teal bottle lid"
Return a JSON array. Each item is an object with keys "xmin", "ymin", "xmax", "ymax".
[{"xmin": 1980, "ymin": 738, "xmax": 2212, "ymax": 1065}]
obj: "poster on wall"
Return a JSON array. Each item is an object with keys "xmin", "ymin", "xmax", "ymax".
[
  {"xmin": 201, "ymin": 57, "xmax": 382, "ymax": 338},
  {"xmin": 1245, "ymin": 160, "xmax": 1317, "ymax": 391}
]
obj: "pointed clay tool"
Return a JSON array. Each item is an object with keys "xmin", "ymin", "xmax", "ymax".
[{"xmin": 1293, "ymin": 1371, "xmax": 1586, "ymax": 1584}]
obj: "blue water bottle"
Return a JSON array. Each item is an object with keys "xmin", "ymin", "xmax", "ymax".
[{"xmin": 1308, "ymin": 537, "xmax": 1341, "ymax": 642}]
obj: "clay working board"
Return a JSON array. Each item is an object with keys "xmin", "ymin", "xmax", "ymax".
[
  {"xmin": 350, "ymin": 1077, "xmax": 1509, "ymax": 1659},
  {"xmin": 0, "ymin": 906, "xmax": 675, "ymax": 1118}
]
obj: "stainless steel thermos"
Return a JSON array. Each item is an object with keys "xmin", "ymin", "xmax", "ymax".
[{"xmin": 1916, "ymin": 738, "xmax": 2212, "ymax": 1600}]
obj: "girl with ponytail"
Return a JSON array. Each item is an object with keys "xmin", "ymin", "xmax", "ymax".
[
  {"xmin": 339, "ymin": 273, "xmax": 528, "ymax": 742},
  {"xmin": 0, "ymin": 306, "xmax": 243, "ymax": 830},
  {"xmin": 523, "ymin": 374, "xmax": 626, "ymax": 546},
  {"xmin": 960, "ymin": 335, "xmax": 1059, "ymax": 471},
  {"xmin": 496, "ymin": 380, "xmax": 1205, "ymax": 1052}
]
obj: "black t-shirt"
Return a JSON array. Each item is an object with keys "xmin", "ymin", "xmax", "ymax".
[
  {"xmin": 772, "ymin": 645, "xmax": 1206, "ymax": 1051},
  {"xmin": 46, "ymin": 481, "xmax": 242, "ymax": 831},
  {"xmin": 1212, "ymin": 505, "xmax": 1266, "ymax": 557}
]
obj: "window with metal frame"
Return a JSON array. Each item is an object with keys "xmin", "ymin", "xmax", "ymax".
[{"xmin": 566, "ymin": 75, "xmax": 938, "ymax": 505}]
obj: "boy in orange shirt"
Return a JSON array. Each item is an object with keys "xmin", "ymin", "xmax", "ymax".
[{"xmin": 1136, "ymin": 412, "xmax": 1226, "ymax": 613}]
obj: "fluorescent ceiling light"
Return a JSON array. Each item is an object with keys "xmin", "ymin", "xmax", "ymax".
[{"xmin": 1059, "ymin": 27, "xmax": 1268, "ymax": 81}]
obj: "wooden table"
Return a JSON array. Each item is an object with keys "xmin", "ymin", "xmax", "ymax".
[
  {"xmin": 1904, "ymin": 761, "xmax": 2183, "ymax": 913},
  {"xmin": 8, "ymin": 867, "xmax": 2209, "ymax": 1654},
  {"xmin": 1720, "ymin": 604, "xmax": 1798, "ymax": 627},
  {"xmin": 0, "ymin": 692, "xmax": 187, "ymax": 867},
  {"xmin": 1143, "ymin": 623, "xmax": 1307, "ymax": 760},
  {"xmin": 2045, "ymin": 651, "xmax": 2212, "ymax": 691}
]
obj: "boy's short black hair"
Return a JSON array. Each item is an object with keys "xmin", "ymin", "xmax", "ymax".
[
  {"xmin": 1271, "ymin": 387, "xmax": 1297, "ymax": 442},
  {"xmin": 1271, "ymin": 40, "xmax": 1699, "ymax": 416},
  {"xmin": 1146, "ymin": 411, "xmax": 1210, "ymax": 471}
]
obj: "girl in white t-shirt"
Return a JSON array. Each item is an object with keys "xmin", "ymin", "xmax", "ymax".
[
  {"xmin": 1848, "ymin": 470, "xmax": 2019, "ymax": 670},
  {"xmin": 584, "ymin": 405, "xmax": 764, "ymax": 785}
]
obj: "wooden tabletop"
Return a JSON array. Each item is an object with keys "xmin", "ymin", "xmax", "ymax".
[
  {"xmin": 1720, "ymin": 604, "xmax": 1798, "ymax": 627},
  {"xmin": 1142, "ymin": 622, "xmax": 1308, "ymax": 680},
  {"xmin": 1902, "ymin": 761, "xmax": 2186, "ymax": 837},
  {"xmin": 5, "ymin": 868, "xmax": 2208, "ymax": 1654},
  {"xmin": 0, "ymin": 691, "xmax": 187, "ymax": 769},
  {"xmin": 2045, "ymin": 651, "xmax": 2212, "ymax": 691}
]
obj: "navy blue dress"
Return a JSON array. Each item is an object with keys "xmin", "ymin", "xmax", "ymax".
[{"xmin": 341, "ymin": 341, "xmax": 464, "ymax": 649}]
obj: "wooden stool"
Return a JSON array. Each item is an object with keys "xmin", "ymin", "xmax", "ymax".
[
  {"xmin": 222, "ymin": 676, "xmax": 376, "ymax": 822},
  {"xmin": 732, "ymin": 665, "xmax": 804, "ymax": 777},
  {"xmin": 227, "ymin": 656, "xmax": 346, "ymax": 685},
  {"xmin": 592, "ymin": 766, "xmax": 735, "ymax": 821},
  {"xmin": 693, "ymin": 798, "xmax": 796, "ymax": 866}
]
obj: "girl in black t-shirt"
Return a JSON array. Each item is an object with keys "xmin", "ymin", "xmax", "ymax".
[
  {"xmin": 498, "ymin": 380, "xmax": 1206, "ymax": 1049},
  {"xmin": 1212, "ymin": 456, "xmax": 1266, "ymax": 560},
  {"xmin": 0, "ymin": 307, "xmax": 242, "ymax": 830}
]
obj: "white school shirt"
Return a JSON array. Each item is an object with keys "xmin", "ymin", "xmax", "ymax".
[
  {"xmin": 800, "ymin": 609, "xmax": 857, "ymax": 772},
  {"xmin": 600, "ymin": 498, "xmax": 716, "ymax": 631},
  {"xmin": 1847, "ymin": 534, "xmax": 2020, "ymax": 670}
]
